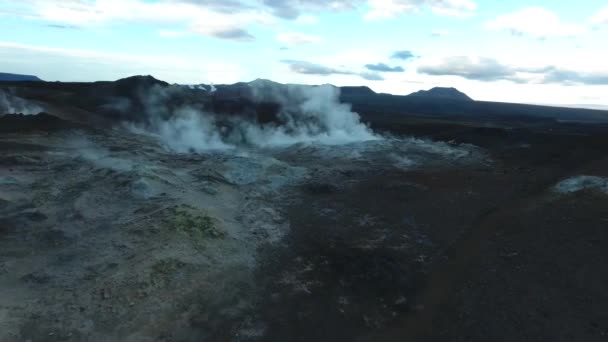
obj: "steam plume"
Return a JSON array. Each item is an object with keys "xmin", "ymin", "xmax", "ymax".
[
  {"xmin": 127, "ymin": 81, "xmax": 379, "ymax": 152},
  {"xmin": 0, "ymin": 90, "xmax": 42, "ymax": 115}
]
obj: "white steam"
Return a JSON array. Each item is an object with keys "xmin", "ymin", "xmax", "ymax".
[
  {"xmin": 65, "ymin": 134, "xmax": 138, "ymax": 171},
  {"xmin": 0, "ymin": 89, "xmax": 43, "ymax": 115},
  {"xmin": 156, "ymin": 108, "xmax": 232, "ymax": 153},
  {"xmin": 129, "ymin": 82, "xmax": 379, "ymax": 153},
  {"xmin": 553, "ymin": 175, "xmax": 608, "ymax": 194},
  {"xmin": 244, "ymin": 84, "xmax": 378, "ymax": 147}
]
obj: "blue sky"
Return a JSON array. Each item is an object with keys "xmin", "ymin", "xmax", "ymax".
[{"xmin": 1, "ymin": 0, "xmax": 608, "ymax": 106}]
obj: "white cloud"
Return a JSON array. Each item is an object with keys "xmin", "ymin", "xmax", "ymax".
[
  {"xmin": 364, "ymin": 0, "xmax": 477, "ymax": 20},
  {"xmin": 6, "ymin": 0, "xmax": 480, "ymax": 37},
  {"xmin": 418, "ymin": 56, "xmax": 515, "ymax": 82},
  {"xmin": 591, "ymin": 5, "xmax": 608, "ymax": 27},
  {"xmin": 17, "ymin": 0, "xmax": 274, "ymax": 41},
  {"xmin": 365, "ymin": 0, "xmax": 418, "ymax": 20},
  {"xmin": 416, "ymin": 54, "xmax": 608, "ymax": 86},
  {"xmin": 17, "ymin": 0, "xmax": 353, "ymax": 30},
  {"xmin": 277, "ymin": 31, "xmax": 323, "ymax": 46},
  {"xmin": 190, "ymin": 24, "xmax": 255, "ymax": 41},
  {"xmin": 281, "ymin": 59, "xmax": 383, "ymax": 81},
  {"xmin": 485, "ymin": 7, "xmax": 586, "ymax": 38},
  {"xmin": 30, "ymin": 0, "xmax": 187, "ymax": 26},
  {"xmin": 430, "ymin": 0, "xmax": 476, "ymax": 17},
  {"xmin": 262, "ymin": 0, "xmax": 363, "ymax": 19}
]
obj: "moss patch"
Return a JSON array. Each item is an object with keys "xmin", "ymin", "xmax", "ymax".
[{"xmin": 163, "ymin": 204, "xmax": 224, "ymax": 240}]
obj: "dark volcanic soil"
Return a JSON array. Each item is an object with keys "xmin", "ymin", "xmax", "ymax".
[
  {"xmin": 247, "ymin": 123, "xmax": 608, "ymax": 342},
  {"xmin": 1, "ymin": 110, "xmax": 608, "ymax": 341}
]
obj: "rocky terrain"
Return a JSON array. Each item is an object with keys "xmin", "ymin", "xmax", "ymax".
[{"xmin": 1, "ymin": 76, "xmax": 608, "ymax": 341}]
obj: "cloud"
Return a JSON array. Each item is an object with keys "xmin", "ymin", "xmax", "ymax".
[
  {"xmin": 199, "ymin": 27, "xmax": 255, "ymax": 41},
  {"xmin": 417, "ymin": 55, "xmax": 608, "ymax": 86},
  {"xmin": 418, "ymin": 56, "xmax": 515, "ymax": 81},
  {"xmin": 172, "ymin": 0, "xmax": 252, "ymax": 13},
  {"xmin": 360, "ymin": 72, "xmax": 385, "ymax": 80},
  {"xmin": 514, "ymin": 65, "xmax": 608, "ymax": 85},
  {"xmin": 485, "ymin": 7, "xmax": 586, "ymax": 38},
  {"xmin": 20, "ymin": 0, "xmax": 269, "ymax": 41},
  {"xmin": 11, "ymin": 0, "xmax": 481, "ymax": 40},
  {"xmin": 47, "ymin": 24, "xmax": 79, "ymax": 29},
  {"xmin": 19, "ymin": 0, "xmax": 368, "ymax": 41},
  {"xmin": 591, "ymin": 5, "xmax": 608, "ymax": 27},
  {"xmin": 261, "ymin": 0, "xmax": 362, "ymax": 19},
  {"xmin": 282, "ymin": 59, "xmax": 383, "ymax": 80},
  {"xmin": 0, "ymin": 0, "xmax": 487, "ymax": 33},
  {"xmin": 430, "ymin": 0, "xmax": 477, "ymax": 17},
  {"xmin": 391, "ymin": 50, "xmax": 415, "ymax": 60},
  {"xmin": 28, "ymin": 0, "xmax": 190, "ymax": 25},
  {"xmin": 365, "ymin": 63, "xmax": 405, "ymax": 72},
  {"xmin": 187, "ymin": 8, "xmax": 265, "ymax": 41},
  {"xmin": 20, "ymin": 0, "xmax": 364, "ymax": 24},
  {"xmin": 515, "ymin": 65, "xmax": 556, "ymax": 74},
  {"xmin": 365, "ymin": 0, "xmax": 477, "ymax": 20},
  {"xmin": 541, "ymin": 68, "xmax": 608, "ymax": 85},
  {"xmin": 282, "ymin": 59, "xmax": 352, "ymax": 75},
  {"xmin": 430, "ymin": 29, "xmax": 450, "ymax": 37},
  {"xmin": 276, "ymin": 31, "xmax": 322, "ymax": 46}
]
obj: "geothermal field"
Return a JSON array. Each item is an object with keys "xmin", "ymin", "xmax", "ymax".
[{"xmin": 1, "ymin": 77, "xmax": 608, "ymax": 341}]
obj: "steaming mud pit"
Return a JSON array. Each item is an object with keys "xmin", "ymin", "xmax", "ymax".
[{"xmin": 0, "ymin": 120, "xmax": 494, "ymax": 341}]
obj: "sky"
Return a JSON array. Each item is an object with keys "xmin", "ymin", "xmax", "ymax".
[{"xmin": 1, "ymin": 0, "xmax": 608, "ymax": 107}]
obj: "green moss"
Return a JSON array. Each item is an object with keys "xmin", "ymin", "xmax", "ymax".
[{"xmin": 163, "ymin": 204, "xmax": 224, "ymax": 240}]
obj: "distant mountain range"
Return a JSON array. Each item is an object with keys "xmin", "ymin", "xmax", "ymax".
[
  {"xmin": 212, "ymin": 79, "xmax": 474, "ymax": 102},
  {"xmin": 0, "ymin": 72, "xmax": 42, "ymax": 82},
  {"xmin": 2, "ymin": 75, "xmax": 608, "ymax": 125}
]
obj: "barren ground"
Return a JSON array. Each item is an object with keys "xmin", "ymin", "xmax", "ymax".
[{"xmin": 1, "ymin": 115, "xmax": 608, "ymax": 341}]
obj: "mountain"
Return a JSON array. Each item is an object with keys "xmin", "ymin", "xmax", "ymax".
[
  {"xmin": 0, "ymin": 72, "xmax": 42, "ymax": 82},
  {"xmin": 340, "ymin": 88, "xmax": 608, "ymax": 124},
  {"xmin": 2, "ymin": 75, "xmax": 608, "ymax": 125},
  {"xmin": 339, "ymin": 86, "xmax": 376, "ymax": 97},
  {"xmin": 110, "ymin": 75, "xmax": 169, "ymax": 95},
  {"xmin": 407, "ymin": 87, "xmax": 473, "ymax": 101}
]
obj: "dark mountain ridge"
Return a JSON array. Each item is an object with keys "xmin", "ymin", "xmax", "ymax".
[
  {"xmin": 0, "ymin": 72, "xmax": 42, "ymax": 82},
  {"xmin": 408, "ymin": 87, "xmax": 473, "ymax": 101},
  {"xmin": 1, "ymin": 75, "xmax": 607, "ymax": 126}
]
